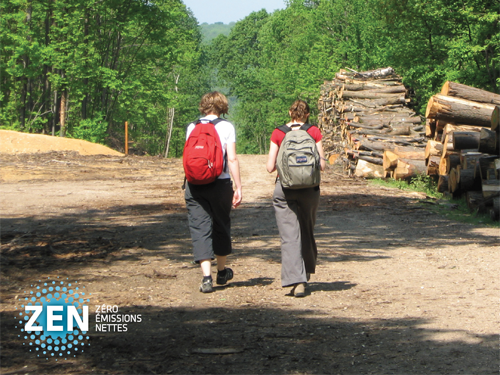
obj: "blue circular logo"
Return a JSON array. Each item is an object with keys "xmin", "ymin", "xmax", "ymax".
[{"xmin": 16, "ymin": 277, "xmax": 91, "ymax": 360}]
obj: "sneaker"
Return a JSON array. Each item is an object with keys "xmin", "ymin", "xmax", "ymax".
[
  {"xmin": 294, "ymin": 283, "xmax": 306, "ymax": 297},
  {"xmin": 216, "ymin": 268, "xmax": 233, "ymax": 285},
  {"xmin": 199, "ymin": 277, "xmax": 213, "ymax": 293}
]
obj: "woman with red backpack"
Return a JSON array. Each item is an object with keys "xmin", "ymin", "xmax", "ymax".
[
  {"xmin": 184, "ymin": 92, "xmax": 242, "ymax": 293},
  {"xmin": 266, "ymin": 100, "xmax": 326, "ymax": 297}
]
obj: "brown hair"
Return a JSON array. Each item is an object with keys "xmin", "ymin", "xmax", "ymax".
[
  {"xmin": 289, "ymin": 100, "xmax": 310, "ymax": 122},
  {"xmin": 199, "ymin": 91, "xmax": 229, "ymax": 116}
]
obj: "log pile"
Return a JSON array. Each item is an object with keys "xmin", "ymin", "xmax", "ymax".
[
  {"xmin": 317, "ymin": 70, "xmax": 500, "ymax": 219},
  {"xmin": 317, "ymin": 67, "xmax": 426, "ymax": 179},
  {"xmin": 424, "ymin": 81, "xmax": 500, "ymax": 220}
]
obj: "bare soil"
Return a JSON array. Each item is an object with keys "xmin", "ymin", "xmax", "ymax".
[{"xmin": 0, "ymin": 133, "xmax": 499, "ymax": 374}]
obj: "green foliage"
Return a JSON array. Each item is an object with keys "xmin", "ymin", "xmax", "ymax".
[
  {"xmin": 207, "ymin": 0, "xmax": 499, "ymax": 153},
  {"xmin": 2, "ymin": 0, "xmax": 498, "ymax": 156},
  {"xmin": 69, "ymin": 113, "xmax": 107, "ymax": 144},
  {"xmin": 1, "ymin": 0, "xmax": 208, "ymax": 155}
]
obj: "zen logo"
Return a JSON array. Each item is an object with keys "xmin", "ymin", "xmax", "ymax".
[
  {"xmin": 25, "ymin": 305, "xmax": 89, "ymax": 332},
  {"xmin": 16, "ymin": 278, "xmax": 91, "ymax": 360}
]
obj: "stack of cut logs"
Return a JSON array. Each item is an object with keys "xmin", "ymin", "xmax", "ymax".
[
  {"xmin": 317, "ymin": 67, "xmax": 426, "ymax": 179},
  {"xmin": 317, "ymin": 68, "xmax": 500, "ymax": 220},
  {"xmin": 424, "ymin": 81, "xmax": 500, "ymax": 220}
]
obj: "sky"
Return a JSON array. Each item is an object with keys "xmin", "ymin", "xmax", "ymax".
[{"xmin": 182, "ymin": 0, "xmax": 286, "ymax": 24}]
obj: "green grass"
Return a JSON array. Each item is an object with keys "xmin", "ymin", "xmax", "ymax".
[
  {"xmin": 369, "ymin": 175, "xmax": 500, "ymax": 227},
  {"xmin": 370, "ymin": 174, "xmax": 442, "ymax": 199}
]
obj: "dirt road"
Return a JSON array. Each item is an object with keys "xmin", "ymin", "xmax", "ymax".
[{"xmin": 1, "ymin": 152, "xmax": 498, "ymax": 374}]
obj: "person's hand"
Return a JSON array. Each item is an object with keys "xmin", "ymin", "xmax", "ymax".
[{"xmin": 232, "ymin": 188, "xmax": 242, "ymax": 208}]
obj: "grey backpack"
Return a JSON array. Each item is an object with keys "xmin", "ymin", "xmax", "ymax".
[{"xmin": 276, "ymin": 123, "xmax": 321, "ymax": 189}]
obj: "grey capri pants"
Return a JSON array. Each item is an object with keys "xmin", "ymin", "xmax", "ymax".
[
  {"xmin": 273, "ymin": 181, "xmax": 320, "ymax": 287},
  {"xmin": 185, "ymin": 178, "xmax": 233, "ymax": 262}
]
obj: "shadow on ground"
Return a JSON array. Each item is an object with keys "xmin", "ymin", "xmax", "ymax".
[
  {"xmin": 1, "ymin": 305, "xmax": 497, "ymax": 374},
  {"xmin": 1, "ymin": 192, "xmax": 497, "ymax": 280}
]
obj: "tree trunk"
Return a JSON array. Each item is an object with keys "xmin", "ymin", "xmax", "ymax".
[
  {"xmin": 478, "ymin": 128, "xmax": 498, "ymax": 154},
  {"xmin": 347, "ymin": 96, "xmax": 407, "ymax": 107},
  {"xmin": 439, "ymin": 153, "xmax": 460, "ymax": 175},
  {"xmin": 447, "ymin": 153, "xmax": 461, "ymax": 174},
  {"xmin": 482, "ymin": 180, "xmax": 500, "ymax": 198},
  {"xmin": 346, "ymin": 121, "xmax": 384, "ymax": 130},
  {"xmin": 435, "ymin": 119, "xmax": 449, "ymax": 133},
  {"xmin": 426, "ymin": 94, "xmax": 499, "ymax": 128},
  {"xmin": 60, "ymin": 91, "xmax": 66, "ymax": 137},
  {"xmin": 437, "ymin": 175, "xmax": 449, "ymax": 193},
  {"xmin": 491, "ymin": 197, "xmax": 500, "ymax": 220},
  {"xmin": 387, "ymin": 124, "xmax": 412, "ymax": 135},
  {"xmin": 42, "ymin": 6, "xmax": 51, "ymax": 133},
  {"xmin": 461, "ymin": 151, "xmax": 485, "ymax": 170},
  {"xmin": 52, "ymin": 89, "xmax": 57, "ymax": 136},
  {"xmin": 82, "ymin": 10, "xmax": 89, "ymax": 120},
  {"xmin": 452, "ymin": 131, "xmax": 481, "ymax": 150},
  {"xmin": 357, "ymin": 155, "xmax": 383, "ymax": 165},
  {"xmin": 441, "ymin": 81, "xmax": 500, "ymax": 106},
  {"xmin": 459, "ymin": 169, "xmax": 480, "ymax": 191},
  {"xmin": 476, "ymin": 156, "xmax": 498, "ymax": 180},
  {"xmin": 383, "ymin": 150, "xmax": 399, "ymax": 171},
  {"xmin": 425, "ymin": 140, "xmax": 443, "ymax": 159},
  {"xmin": 426, "ymin": 155, "xmax": 440, "ymax": 175},
  {"xmin": 342, "ymin": 91, "xmax": 405, "ymax": 100},
  {"xmin": 426, "ymin": 118, "xmax": 436, "ymax": 138},
  {"xmin": 164, "ymin": 74, "xmax": 180, "ymax": 158},
  {"xmin": 394, "ymin": 159, "xmax": 426, "ymax": 180},
  {"xmin": 354, "ymin": 159, "xmax": 385, "ymax": 178},
  {"xmin": 343, "ymin": 83, "xmax": 406, "ymax": 93},
  {"xmin": 164, "ymin": 107, "xmax": 175, "ymax": 158},
  {"xmin": 355, "ymin": 139, "xmax": 397, "ymax": 152},
  {"xmin": 442, "ymin": 123, "xmax": 483, "ymax": 136},
  {"xmin": 449, "ymin": 168, "xmax": 459, "ymax": 192},
  {"xmin": 356, "ymin": 115, "xmax": 421, "ymax": 124},
  {"xmin": 466, "ymin": 191, "xmax": 490, "ymax": 213},
  {"xmin": 389, "ymin": 146, "xmax": 426, "ymax": 160}
]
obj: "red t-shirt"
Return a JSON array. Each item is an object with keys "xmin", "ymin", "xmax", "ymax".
[{"xmin": 270, "ymin": 125, "xmax": 323, "ymax": 147}]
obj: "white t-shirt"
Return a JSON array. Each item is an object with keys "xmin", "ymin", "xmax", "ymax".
[{"xmin": 186, "ymin": 115, "xmax": 236, "ymax": 180}]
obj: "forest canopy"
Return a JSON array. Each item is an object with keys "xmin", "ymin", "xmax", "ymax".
[{"xmin": 1, "ymin": 0, "xmax": 498, "ymax": 156}]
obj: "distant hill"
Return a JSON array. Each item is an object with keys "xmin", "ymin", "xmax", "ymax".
[{"xmin": 200, "ymin": 22, "xmax": 235, "ymax": 43}]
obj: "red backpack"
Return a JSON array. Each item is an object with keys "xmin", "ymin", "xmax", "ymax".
[{"xmin": 183, "ymin": 118, "xmax": 225, "ymax": 185}]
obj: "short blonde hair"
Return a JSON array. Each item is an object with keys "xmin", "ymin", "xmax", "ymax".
[
  {"xmin": 199, "ymin": 91, "xmax": 229, "ymax": 116},
  {"xmin": 289, "ymin": 100, "xmax": 310, "ymax": 121}
]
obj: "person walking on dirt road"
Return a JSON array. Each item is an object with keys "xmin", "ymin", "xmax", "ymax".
[
  {"xmin": 266, "ymin": 100, "xmax": 326, "ymax": 297},
  {"xmin": 184, "ymin": 92, "xmax": 242, "ymax": 293}
]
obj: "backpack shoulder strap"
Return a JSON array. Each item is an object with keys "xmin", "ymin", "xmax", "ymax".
[
  {"xmin": 278, "ymin": 123, "xmax": 312, "ymax": 134},
  {"xmin": 195, "ymin": 117, "xmax": 226, "ymax": 126},
  {"xmin": 300, "ymin": 123, "xmax": 313, "ymax": 132},
  {"xmin": 211, "ymin": 118, "xmax": 225, "ymax": 125},
  {"xmin": 277, "ymin": 124, "xmax": 291, "ymax": 134}
]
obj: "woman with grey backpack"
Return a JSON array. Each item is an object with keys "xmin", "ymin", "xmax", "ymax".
[{"xmin": 266, "ymin": 100, "xmax": 326, "ymax": 297}]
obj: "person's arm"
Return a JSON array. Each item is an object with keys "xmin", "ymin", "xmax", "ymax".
[
  {"xmin": 266, "ymin": 141, "xmax": 279, "ymax": 173},
  {"xmin": 316, "ymin": 140, "xmax": 326, "ymax": 171},
  {"xmin": 226, "ymin": 142, "xmax": 242, "ymax": 208}
]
